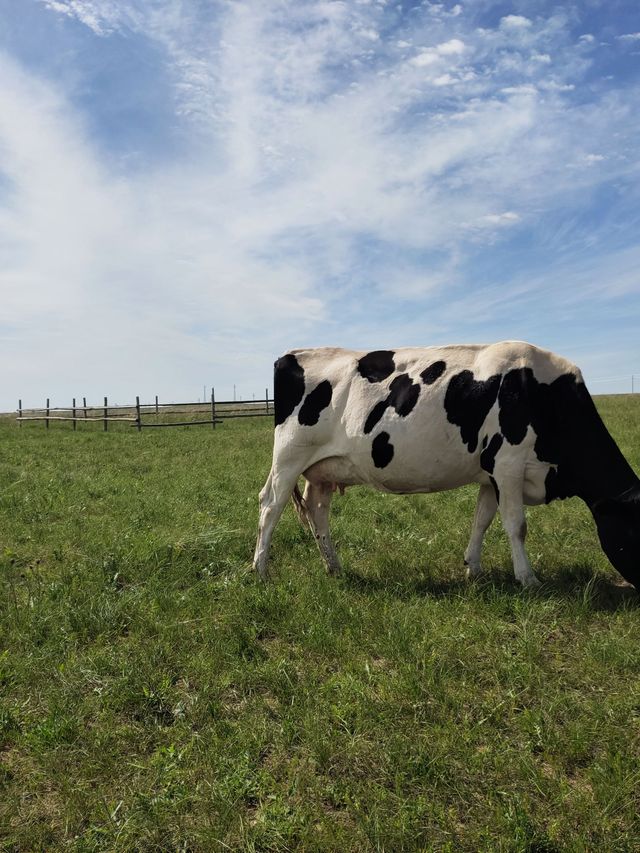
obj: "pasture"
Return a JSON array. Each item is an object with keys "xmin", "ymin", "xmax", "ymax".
[{"xmin": 1, "ymin": 396, "xmax": 639, "ymax": 851}]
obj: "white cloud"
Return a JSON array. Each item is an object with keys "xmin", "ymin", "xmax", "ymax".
[
  {"xmin": 501, "ymin": 84, "xmax": 537, "ymax": 95},
  {"xmin": 0, "ymin": 50, "xmax": 324, "ymax": 403},
  {"xmin": 618, "ymin": 32, "xmax": 640, "ymax": 42},
  {"xmin": 477, "ymin": 211, "xmax": 521, "ymax": 227},
  {"xmin": 410, "ymin": 51, "xmax": 441, "ymax": 67},
  {"xmin": 357, "ymin": 27, "xmax": 380, "ymax": 41},
  {"xmin": 540, "ymin": 81, "xmax": 575, "ymax": 92},
  {"xmin": 500, "ymin": 15, "xmax": 531, "ymax": 30},
  {"xmin": 437, "ymin": 38, "xmax": 466, "ymax": 55},
  {"xmin": 40, "ymin": 0, "xmax": 127, "ymax": 35},
  {"xmin": 410, "ymin": 38, "xmax": 466, "ymax": 67},
  {"xmin": 433, "ymin": 73, "xmax": 455, "ymax": 86}
]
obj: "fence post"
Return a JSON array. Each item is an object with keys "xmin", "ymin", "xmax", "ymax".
[
  {"xmin": 18, "ymin": 399, "xmax": 22, "ymax": 427},
  {"xmin": 211, "ymin": 388, "xmax": 216, "ymax": 429},
  {"xmin": 103, "ymin": 397, "xmax": 108, "ymax": 432},
  {"xmin": 265, "ymin": 387, "xmax": 269, "ymax": 415},
  {"xmin": 136, "ymin": 396, "xmax": 142, "ymax": 432},
  {"xmin": 72, "ymin": 398, "xmax": 77, "ymax": 431},
  {"xmin": 83, "ymin": 396, "xmax": 88, "ymax": 419},
  {"xmin": 46, "ymin": 398, "xmax": 50, "ymax": 430},
  {"xmin": 155, "ymin": 395, "xmax": 159, "ymax": 416}
]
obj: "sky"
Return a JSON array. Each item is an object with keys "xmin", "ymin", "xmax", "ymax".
[{"xmin": 1, "ymin": 0, "xmax": 639, "ymax": 410}]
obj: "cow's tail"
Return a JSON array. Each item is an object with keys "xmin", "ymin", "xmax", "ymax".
[{"xmin": 291, "ymin": 483, "xmax": 308, "ymax": 526}]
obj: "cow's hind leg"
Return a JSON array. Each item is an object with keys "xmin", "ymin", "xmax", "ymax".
[
  {"xmin": 464, "ymin": 484, "xmax": 498, "ymax": 578},
  {"xmin": 253, "ymin": 467, "xmax": 302, "ymax": 580},
  {"xmin": 302, "ymin": 481, "xmax": 343, "ymax": 575},
  {"xmin": 495, "ymin": 475, "xmax": 540, "ymax": 588}
]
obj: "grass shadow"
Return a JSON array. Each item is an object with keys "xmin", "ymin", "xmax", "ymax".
[
  {"xmin": 341, "ymin": 567, "xmax": 489, "ymax": 600},
  {"xmin": 547, "ymin": 564, "xmax": 640, "ymax": 611},
  {"xmin": 341, "ymin": 563, "xmax": 639, "ymax": 612}
]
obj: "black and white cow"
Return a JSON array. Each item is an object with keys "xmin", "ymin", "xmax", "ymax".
[{"xmin": 253, "ymin": 341, "xmax": 640, "ymax": 588}]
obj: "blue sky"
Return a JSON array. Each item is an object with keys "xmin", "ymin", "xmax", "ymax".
[{"xmin": 1, "ymin": 0, "xmax": 639, "ymax": 409}]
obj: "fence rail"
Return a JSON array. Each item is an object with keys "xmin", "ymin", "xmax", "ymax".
[
  {"xmin": 16, "ymin": 389, "xmax": 272, "ymax": 431},
  {"xmin": 15, "ymin": 373, "xmax": 640, "ymax": 431}
]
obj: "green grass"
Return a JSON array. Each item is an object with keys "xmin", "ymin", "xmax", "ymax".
[{"xmin": 1, "ymin": 397, "xmax": 639, "ymax": 851}]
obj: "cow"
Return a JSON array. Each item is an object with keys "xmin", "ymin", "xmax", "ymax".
[{"xmin": 253, "ymin": 341, "xmax": 640, "ymax": 589}]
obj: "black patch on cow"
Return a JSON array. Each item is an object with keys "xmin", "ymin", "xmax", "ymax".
[
  {"xmin": 298, "ymin": 380, "xmax": 333, "ymax": 426},
  {"xmin": 489, "ymin": 476, "xmax": 500, "ymax": 503},
  {"xmin": 420, "ymin": 360, "xmax": 446, "ymax": 385},
  {"xmin": 363, "ymin": 373, "xmax": 421, "ymax": 434},
  {"xmin": 357, "ymin": 350, "xmax": 396, "ymax": 383},
  {"xmin": 364, "ymin": 400, "xmax": 389, "ymax": 435},
  {"xmin": 498, "ymin": 368, "xmax": 535, "ymax": 445},
  {"xmin": 372, "ymin": 431, "xmax": 394, "ymax": 468},
  {"xmin": 274, "ymin": 354, "xmax": 305, "ymax": 427},
  {"xmin": 480, "ymin": 433, "xmax": 504, "ymax": 474},
  {"xmin": 544, "ymin": 466, "xmax": 573, "ymax": 504},
  {"xmin": 444, "ymin": 370, "xmax": 502, "ymax": 453},
  {"xmin": 389, "ymin": 373, "xmax": 420, "ymax": 417},
  {"xmin": 498, "ymin": 368, "xmax": 570, "ymax": 464}
]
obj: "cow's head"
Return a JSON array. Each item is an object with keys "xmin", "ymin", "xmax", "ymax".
[{"xmin": 593, "ymin": 489, "xmax": 640, "ymax": 589}]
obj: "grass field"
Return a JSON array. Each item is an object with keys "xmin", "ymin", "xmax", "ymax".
[{"xmin": 1, "ymin": 396, "xmax": 639, "ymax": 851}]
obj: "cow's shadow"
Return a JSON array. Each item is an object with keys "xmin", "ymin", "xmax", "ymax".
[{"xmin": 341, "ymin": 564, "xmax": 639, "ymax": 613}]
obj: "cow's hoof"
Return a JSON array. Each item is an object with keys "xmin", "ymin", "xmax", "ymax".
[
  {"xmin": 520, "ymin": 574, "xmax": 541, "ymax": 589},
  {"xmin": 465, "ymin": 563, "xmax": 483, "ymax": 580},
  {"xmin": 464, "ymin": 560, "xmax": 482, "ymax": 581}
]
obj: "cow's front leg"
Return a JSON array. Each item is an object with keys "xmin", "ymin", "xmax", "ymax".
[
  {"xmin": 464, "ymin": 483, "xmax": 498, "ymax": 578},
  {"xmin": 496, "ymin": 476, "xmax": 540, "ymax": 588}
]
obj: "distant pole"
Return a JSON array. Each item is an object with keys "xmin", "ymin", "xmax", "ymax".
[
  {"xmin": 83, "ymin": 396, "xmax": 87, "ymax": 419},
  {"xmin": 136, "ymin": 396, "xmax": 142, "ymax": 432},
  {"xmin": 46, "ymin": 398, "xmax": 50, "ymax": 430},
  {"xmin": 18, "ymin": 399, "xmax": 22, "ymax": 427},
  {"xmin": 103, "ymin": 397, "xmax": 108, "ymax": 432},
  {"xmin": 233, "ymin": 384, "xmax": 236, "ymax": 402},
  {"xmin": 72, "ymin": 398, "xmax": 77, "ymax": 431},
  {"xmin": 265, "ymin": 387, "xmax": 269, "ymax": 415},
  {"xmin": 211, "ymin": 387, "xmax": 216, "ymax": 429},
  {"xmin": 155, "ymin": 395, "xmax": 159, "ymax": 416}
]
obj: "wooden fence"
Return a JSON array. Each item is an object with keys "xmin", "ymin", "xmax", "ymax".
[{"xmin": 16, "ymin": 390, "xmax": 272, "ymax": 431}]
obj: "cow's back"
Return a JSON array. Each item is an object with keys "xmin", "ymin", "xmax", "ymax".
[{"xmin": 272, "ymin": 342, "xmax": 583, "ymax": 495}]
